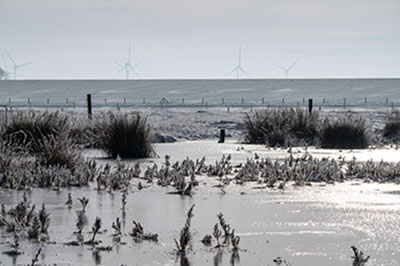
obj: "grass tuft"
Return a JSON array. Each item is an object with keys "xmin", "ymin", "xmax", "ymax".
[
  {"xmin": 98, "ymin": 112, "xmax": 154, "ymax": 158},
  {"xmin": 319, "ymin": 115, "xmax": 369, "ymax": 149}
]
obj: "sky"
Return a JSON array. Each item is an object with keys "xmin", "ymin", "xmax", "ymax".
[{"xmin": 0, "ymin": 0, "xmax": 399, "ymax": 79}]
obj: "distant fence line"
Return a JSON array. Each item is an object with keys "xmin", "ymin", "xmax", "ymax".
[{"xmin": 0, "ymin": 96, "xmax": 399, "ymax": 111}]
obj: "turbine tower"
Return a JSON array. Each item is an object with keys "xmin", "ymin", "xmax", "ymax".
[
  {"xmin": 226, "ymin": 46, "xmax": 250, "ymax": 78},
  {"xmin": 273, "ymin": 58, "xmax": 300, "ymax": 78},
  {"xmin": 115, "ymin": 41, "xmax": 142, "ymax": 79},
  {"xmin": 5, "ymin": 50, "xmax": 32, "ymax": 80}
]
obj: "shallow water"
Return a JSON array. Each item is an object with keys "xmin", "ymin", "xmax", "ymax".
[
  {"xmin": 1, "ymin": 182, "xmax": 400, "ymax": 266},
  {"xmin": 2, "ymin": 141, "xmax": 400, "ymax": 266}
]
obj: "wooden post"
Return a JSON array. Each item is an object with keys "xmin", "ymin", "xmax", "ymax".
[
  {"xmin": 66, "ymin": 98, "xmax": 69, "ymax": 103},
  {"xmin": 323, "ymin": 97, "xmax": 325, "ymax": 104},
  {"xmin": 182, "ymin": 98, "xmax": 184, "ymax": 104},
  {"xmin": 308, "ymin": 99, "xmax": 313, "ymax": 114},
  {"xmin": 104, "ymin": 98, "xmax": 107, "ymax": 104},
  {"xmin": 392, "ymin": 102, "xmax": 394, "ymax": 109},
  {"xmin": 73, "ymin": 102, "xmax": 75, "ymax": 109},
  {"xmin": 27, "ymin": 98, "xmax": 30, "ymax": 104},
  {"xmin": 365, "ymin": 97, "xmax": 367, "ymax": 104},
  {"xmin": 202, "ymin": 98, "xmax": 204, "ymax": 105},
  {"xmin": 250, "ymin": 103, "xmax": 253, "ymax": 112},
  {"xmin": 47, "ymin": 98, "xmax": 50, "ymax": 104},
  {"xmin": 87, "ymin": 94, "xmax": 92, "ymax": 119},
  {"xmin": 227, "ymin": 106, "xmax": 230, "ymax": 112},
  {"xmin": 302, "ymin": 98, "xmax": 305, "ymax": 104},
  {"xmin": 124, "ymin": 98, "xmax": 126, "ymax": 104},
  {"xmin": 262, "ymin": 98, "xmax": 264, "ymax": 104},
  {"xmin": 222, "ymin": 98, "xmax": 224, "ymax": 104},
  {"xmin": 386, "ymin": 97, "xmax": 389, "ymax": 104},
  {"xmin": 242, "ymin": 98, "xmax": 244, "ymax": 104},
  {"xmin": 282, "ymin": 98, "xmax": 285, "ymax": 104},
  {"xmin": 8, "ymin": 98, "xmax": 11, "ymax": 103},
  {"xmin": 143, "ymin": 98, "xmax": 145, "ymax": 104},
  {"xmin": 344, "ymin": 98, "xmax": 346, "ymax": 109},
  {"xmin": 218, "ymin": 129, "xmax": 225, "ymax": 143}
]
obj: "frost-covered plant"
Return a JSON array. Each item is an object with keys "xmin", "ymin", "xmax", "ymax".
[
  {"xmin": 98, "ymin": 112, "xmax": 154, "ymax": 158},
  {"xmin": 77, "ymin": 197, "xmax": 89, "ymax": 212},
  {"xmin": 130, "ymin": 220, "xmax": 158, "ymax": 242},
  {"xmin": 89, "ymin": 217, "xmax": 102, "ymax": 243},
  {"xmin": 174, "ymin": 204, "xmax": 195, "ymax": 255},
  {"xmin": 1, "ymin": 111, "xmax": 69, "ymax": 153},
  {"xmin": 383, "ymin": 110, "xmax": 400, "ymax": 143},
  {"xmin": 319, "ymin": 115, "xmax": 369, "ymax": 149},
  {"xmin": 38, "ymin": 204, "xmax": 50, "ymax": 234},
  {"xmin": 351, "ymin": 246, "xmax": 370, "ymax": 266}
]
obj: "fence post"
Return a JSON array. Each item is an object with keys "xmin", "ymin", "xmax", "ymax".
[
  {"xmin": 386, "ymin": 97, "xmax": 389, "ymax": 104},
  {"xmin": 250, "ymin": 103, "xmax": 253, "ymax": 112},
  {"xmin": 282, "ymin": 98, "xmax": 285, "ymax": 104},
  {"xmin": 182, "ymin": 98, "xmax": 184, "ymax": 104},
  {"xmin": 104, "ymin": 98, "xmax": 107, "ymax": 104},
  {"xmin": 73, "ymin": 102, "xmax": 75, "ymax": 109},
  {"xmin": 392, "ymin": 102, "xmax": 394, "ymax": 109},
  {"xmin": 47, "ymin": 98, "xmax": 49, "ymax": 104},
  {"xmin": 323, "ymin": 97, "xmax": 325, "ymax": 104},
  {"xmin": 8, "ymin": 98, "xmax": 11, "ymax": 103},
  {"xmin": 344, "ymin": 98, "xmax": 346, "ymax": 109},
  {"xmin": 365, "ymin": 97, "xmax": 367, "ymax": 104},
  {"xmin": 143, "ymin": 98, "xmax": 145, "ymax": 104},
  {"xmin": 262, "ymin": 98, "xmax": 264, "ymax": 104},
  {"xmin": 66, "ymin": 98, "xmax": 69, "ymax": 103},
  {"xmin": 242, "ymin": 98, "xmax": 245, "ymax": 104},
  {"xmin": 87, "ymin": 94, "xmax": 92, "ymax": 119},
  {"xmin": 218, "ymin": 129, "xmax": 225, "ymax": 143},
  {"xmin": 308, "ymin": 99, "xmax": 313, "ymax": 114},
  {"xmin": 222, "ymin": 98, "xmax": 224, "ymax": 104},
  {"xmin": 227, "ymin": 106, "xmax": 230, "ymax": 112},
  {"xmin": 124, "ymin": 98, "xmax": 126, "ymax": 104},
  {"xmin": 202, "ymin": 98, "xmax": 204, "ymax": 105}
]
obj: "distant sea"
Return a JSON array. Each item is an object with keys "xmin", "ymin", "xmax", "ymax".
[{"xmin": 0, "ymin": 79, "xmax": 399, "ymax": 107}]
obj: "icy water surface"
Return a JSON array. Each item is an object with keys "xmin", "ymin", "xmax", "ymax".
[
  {"xmin": 1, "ymin": 182, "xmax": 400, "ymax": 266},
  {"xmin": 2, "ymin": 141, "xmax": 400, "ymax": 266}
]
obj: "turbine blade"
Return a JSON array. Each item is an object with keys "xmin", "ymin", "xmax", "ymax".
[
  {"xmin": 132, "ymin": 68, "xmax": 140, "ymax": 78},
  {"xmin": 226, "ymin": 66, "xmax": 239, "ymax": 76},
  {"xmin": 2, "ymin": 53, "xmax": 9, "ymax": 71},
  {"xmin": 133, "ymin": 61, "xmax": 142, "ymax": 68},
  {"xmin": 287, "ymin": 57, "xmax": 300, "ymax": 71},
  {"xmin": 272, "ymin": 63, "xmax": 287, "ymax": 71},
  {"xmin": 239, "ymin": 67, "xmax": 250, "ymax": 77},
  {"xmin": 128, "ymin": 41, "xmax": 131, "ymax": 64},
  {"xmin": 16, "ymin": 62, "xmax": 32, "ymax": 68},
  {"xmin": 114, "ymin": 61, "xmax": 124, "ymax": 68},
  {"xmin": 5, "ymin": 50, "xmax": 16, "ymax": 65}
]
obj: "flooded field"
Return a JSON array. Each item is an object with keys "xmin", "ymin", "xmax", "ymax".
[{"xmin": 1, "ymin": 141, "xmax": 400, "ymax": 266}]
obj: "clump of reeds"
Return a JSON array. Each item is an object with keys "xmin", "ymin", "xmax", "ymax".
[
  {"xmin": 351, "ymin": 246, "xmax": 370, "ymax": 266},
  {"xmin": 1, "ymin": 111, "xmax": 69, "ymax": 153},
  {"xmin": 382, "ymin": 110, "xmax": 400, "ymax": 143},
  {"xmin": 174, "ymin": 204, "xmax": 195, "ymax": 255},
  {"xmin": 243, "ymin": 108, "xmax": 319, "ymax": 147},
  {"xmin": 319, "ymin": 115, "xmax": 369, "ymax": 149},
  {"xmin": 84, "ymin": 217, "xmax": 102, "ymax": 245},
  {"xmin": 98, "ymin": 112, "xmax": 154, "ymax": 158},
  {"xmin": 130, "ymin": 220, "xmax": 158, "ymax": 242}
]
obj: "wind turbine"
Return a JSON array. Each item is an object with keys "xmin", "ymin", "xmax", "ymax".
[
  {"xmin": 226, "ymin": 46, "xmax": 250, "ymax": 78},
  {"xmin": 5, "ymin": 50, "xmax": 32, "ymax": 80},
  {"xmin": 273, "ymin": 58, "xmax": 300, "ymax": 78},
  {"xmin": 114, "ymin": 41, "xmax": 142, "ymax": 79},
  {"xmin": 1, "ymin": 53, "xmax": 11, "ymax": 80}
]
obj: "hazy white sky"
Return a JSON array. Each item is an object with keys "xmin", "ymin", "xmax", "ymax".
[{"xmin": 1, "ymin": 0, "xmax": 399, "ymax": 79}]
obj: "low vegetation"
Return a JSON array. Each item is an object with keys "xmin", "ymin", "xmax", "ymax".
[
  {"xmin": 244, "ymin": 108, "xmax": 319, "ymax": 147},
  {"xmin": 319, "ymin": 115, "xmax": 369, "ymax": 149},
  {"xmin": 97, "ymin": 112, "xmax": 154, "ymax": 158},
  {"xmin": 382, "ymin": 110, "xmax": 400, "ymax": 143}
]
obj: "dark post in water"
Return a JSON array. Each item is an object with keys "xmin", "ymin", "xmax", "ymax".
[
  {"xmin": 87, "ymin": 94, "xmax": 92, "ymax": 119},
  {"xmin": 218, "ymin": 129, "xmax": 225, "ymax": 143},
  {"xmin": 308, "ymin": 99, "xmax": 313, "ymax": 114}
]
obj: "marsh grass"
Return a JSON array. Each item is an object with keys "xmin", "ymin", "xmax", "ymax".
[
  {"xmin": 382, "ymin": 110, "xmax": 400, "ymax": 143},
  {"xmin": 98, "ymin": 112, "xmax": 154, "ymax": 158},
  {"xmin": 1, "ymin": 111, "xmax": 69, "ymax": 153},
  {"xmin": 320, "ymin": 115, "xmax": 369, "ymax": 149},
  {"xmin": 244, "ymin": 108, "xmax": 319, "ymax": 146}
]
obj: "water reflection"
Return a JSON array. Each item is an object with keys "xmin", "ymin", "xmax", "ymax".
[
  {"xmin": 213, "ymin": 249, "xmax": 223, "ymax": 266},
  {"xmin": 230, "ymin": 250, "xmax": 240, "ymax": 266}
]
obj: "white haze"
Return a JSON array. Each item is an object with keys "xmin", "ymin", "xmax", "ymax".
[{"xmin": 0, "ymin": 0, "xmax": 399, "ymax": 79}]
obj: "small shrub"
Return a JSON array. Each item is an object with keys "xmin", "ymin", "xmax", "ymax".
[
  {"xmin": 319, "ymin": 115, "xmax": 369, "ymax": 149},
  {"xmin": 383, "ymin": 110, "xmax": 400, "ymax": 143},
  {"xmin": 243, "ymin": 108, "xmax": 319, "ymax": 146},
  {"xmin": 98, "ymin": 112, "xmax": 154, "ymax": 158},
  {"xmin": 1, "ymin": 111, "xmax": 69, "ymax": 152}
]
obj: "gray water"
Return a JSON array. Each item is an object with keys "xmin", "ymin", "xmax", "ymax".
[{"xmin": 0, "ymin": 79, "xmax": 399, "ymax": 107}]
